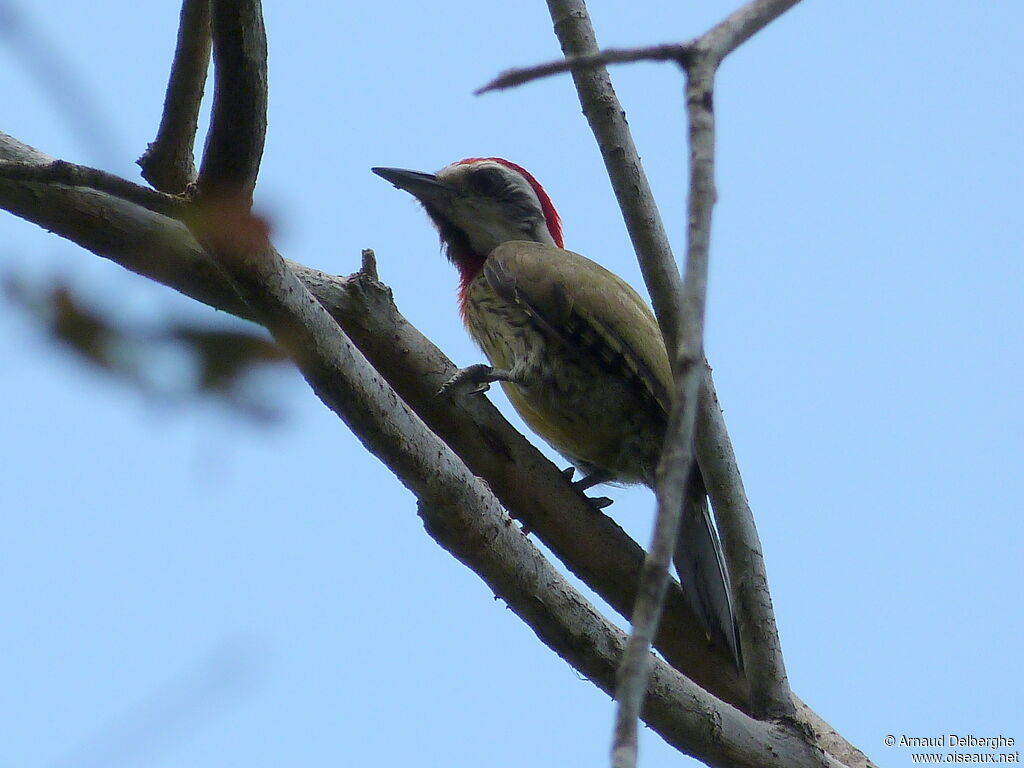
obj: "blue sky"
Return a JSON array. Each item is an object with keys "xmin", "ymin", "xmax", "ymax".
[{"xmin": 1, "ymin": 1, "xmax": 1021, "ymax": 766}]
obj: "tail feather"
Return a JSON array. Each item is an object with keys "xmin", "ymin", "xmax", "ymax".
[{"xmin": 673, "ymin": 466, "xmax": 742, "ymax": 670}]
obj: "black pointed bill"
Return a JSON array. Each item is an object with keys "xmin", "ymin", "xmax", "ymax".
[{"xmin": 371, "ymin": 167, "xmax": 456, "ymax": 205}]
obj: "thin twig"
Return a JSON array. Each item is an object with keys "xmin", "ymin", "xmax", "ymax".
[
  {"xmin": 476, "ymin": 43, "xmax": 693, "ymax": 94},
  {"xmin": 700, "ymin": 0, "xmax": 804, "ymax": 62},
  {"xmin": 0, "ymin": 159, "xmax": 187, "ymax": 218},
  {"xmin": 196, "ymin": 0, "xmax": 268, "ymax": 204},
  {"xmin": 138, "ymin": 0, "xmax": 212, "ymax": 193},
  {"xmin": 482, "ymin": 0, "xmax": 803, "ymax": 96}
]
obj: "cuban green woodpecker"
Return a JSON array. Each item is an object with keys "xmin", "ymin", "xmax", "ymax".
[{"xmin": 373, "ymin": 158, "xmax": 740, "ymax": 668}]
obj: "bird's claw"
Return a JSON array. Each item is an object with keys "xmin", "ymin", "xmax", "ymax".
[
  {"xmin": 562, "ymin": 466, "xmax": 614, "ymax": 509},
  {"xmin": 437, "ymin": 363, "xmax": 495, "ymax": 397}
]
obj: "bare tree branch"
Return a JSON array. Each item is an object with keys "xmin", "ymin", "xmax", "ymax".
[
  {"xmin": 138, "ymin": 0, "xmax": 211, "ymax": 193},
  {"xmin": 0, "ymin": 159, "xmax": 186, "ymax": 217},
  {"xmin": 477, "ymin": 43, "xmax": 693, "ymax": 94},
  {"xmin": 197, "ymin": 0, "xmax": 267, "ymax": 204},
  {"xmin": 699, "ymin": 0, "xmax": 803, "ymax": 63},
  {"xmin": 480, "ymin": 0, "xmax": 803, "ymax": 95}
]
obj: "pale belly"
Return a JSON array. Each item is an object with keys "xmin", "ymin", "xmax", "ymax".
[{"xmin": 464, "ymin": 280, "xmax": 665, "ymax": 485}]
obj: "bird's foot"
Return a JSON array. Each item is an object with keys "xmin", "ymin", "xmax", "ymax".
[
  {"xmin": 562, "ymin": 467, "xmax": 613, "ymax": 509},
  {"xmin": 438, "ymin": 363, "xmax": 498, "ymax": 396}
]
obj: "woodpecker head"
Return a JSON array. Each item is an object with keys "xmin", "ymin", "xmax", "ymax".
[{"xmin": 373, "ymin": 158, "xmax": 563, "ymax": 288}]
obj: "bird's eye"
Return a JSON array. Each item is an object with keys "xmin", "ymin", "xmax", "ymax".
[{"xmin": 468, "ymin": 167, "xmax": 504, "ymax": 196}]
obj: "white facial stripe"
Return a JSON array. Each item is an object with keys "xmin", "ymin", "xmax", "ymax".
[{"xmin": 435, "ymin": 160, "xmax": 557, "ymax": 253}]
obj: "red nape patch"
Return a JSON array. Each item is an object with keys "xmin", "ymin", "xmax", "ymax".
[{"xmin": 456, "ymin": 157, "xmax": 564, "ymax": 248}]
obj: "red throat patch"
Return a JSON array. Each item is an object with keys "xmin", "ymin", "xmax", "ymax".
[{"xmin": 455, "ymin": 254, "xmax": 486, "ymax": 327}]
